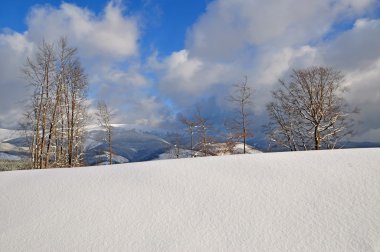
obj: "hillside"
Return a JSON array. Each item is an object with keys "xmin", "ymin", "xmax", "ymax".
[
  {"xmin": 1, "ymin": 148, "xmax": 379, "ymax": 251},
  {"xmin": 84, "ymin": 127, "xmax": 172, "ymax": 164}
]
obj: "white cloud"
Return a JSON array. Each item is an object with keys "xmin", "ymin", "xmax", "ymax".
[
  {"xmin": 321, "ymin": 18, "xmax": 380, "ymax": 70},
  {"xmin": 152, "ymin": 50, "xmax": 238, "ymax": 106},
  {"xmin": 26, "ymin": 1, "xmax": 139, "ymax": 59},
  {"xmin": 185, "ymin": 0, "xmax": 376, "ymax": 62},
  {"xmin": 0, "ymin": 32, "xmax": 34, "ymax": 127},
  {"xmin": 316, "ymin": 18, "xmax": 380, "ymax": 140},
  {"xmin": 92, "ymin": 63, "xmax": 148, "ymax": 88}
]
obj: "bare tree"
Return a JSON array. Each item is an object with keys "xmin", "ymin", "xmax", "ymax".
[
  {"xmin": 95, "ymin": 101, "xmax": 113, "ymax": 165},
  {"xmin": 194, "ymin": 107, "xmax": 215, "ymax": 156},
  {"xmin": 22, "ymin": 37, "xmax": 88, "ymax": 168},
  {"xmin": 169, "ymin": 132, "xmax": 182, "ymax": 158},
  {"xmin": 22, "ymin": 40, "xmax": 56, "ymax": 168},
  {"xmin": 226, "ymin": 76, "xmax": 254, "ymax": 154},
  {"xmin": 221, "ymin": 131, "xmax": 237, "ymax": 154},
  {"xmin": 266, "ymin": 66, "xmax": 356, "ymax": 151},
  {"xmin": 178, "ymin": 106, "xmax": 215, "ymax": 157},
  {"xmin": 179, "ymin": 114, "xmax": 199, "ymax": 157}
]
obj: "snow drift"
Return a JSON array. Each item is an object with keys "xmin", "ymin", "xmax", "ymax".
[{"xmin": 0, "ymin": 148, "xmax": 379, "ymax": 251}]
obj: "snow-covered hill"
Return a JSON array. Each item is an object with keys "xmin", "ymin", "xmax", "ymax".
[{"xmin": 1, "ymin": 148, "xmax": 379, "ymax": 251}]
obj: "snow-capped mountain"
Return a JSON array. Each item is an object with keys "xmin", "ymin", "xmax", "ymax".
[
  {"xmin": 84, "ymin": 126, "xmax": 172, "ymax": 165},
  {"xmin": 0, "ymin": 126, "xmax": 173, "ymax": 164},
  {"xmin": 0, "ymin": 129, "xmax": 29, "ymax": 160}
]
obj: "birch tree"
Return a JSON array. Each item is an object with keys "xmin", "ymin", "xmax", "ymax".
[
  {"xmin": 22, "ymin": 41, "xmax": 56, "ymax": 168},
  {"xmin": 95, "ymin": 101, "xmax": 113, "ymax": 165},
  {"xmin": 22, "ymin": 37, "xmax": 88, "ymax": 168},
  {"xmin": 266, "ymin": 66, "xmax": 356, "ymax": 151}
]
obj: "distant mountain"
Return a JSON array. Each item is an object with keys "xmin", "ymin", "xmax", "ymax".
[
  {"xmin": 341, "ymin": 141, "xmax": 380, "ymax": 148},
  {"xmin": 1, "ymin": 126, "xmax": 379, "ymax": 164},
  {"xmin": 84, "ymin": 126, "xmax": 172, "ymax": 165},
  {"xmin": 0, "ymin": 128, "xmax": 30, "ymax": 160},
  {"xmin": 0, "ymin": 126, "xmax": 172, "ymax": 165}
]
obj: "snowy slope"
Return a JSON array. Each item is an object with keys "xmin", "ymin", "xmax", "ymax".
[{"xmin": 0, "ymin": 149, "xmax": 380, "ymax": 251}]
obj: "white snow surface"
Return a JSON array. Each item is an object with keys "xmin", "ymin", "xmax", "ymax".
[{"xmin": 1, "ymin": 148, "xmax": 380, "ymax": 251}]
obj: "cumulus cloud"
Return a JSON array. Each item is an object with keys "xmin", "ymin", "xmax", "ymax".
[
  {"xmin": 0, "ymin": 32, "xmax": 34, "ymax": 127},
  {"xmin": 317, "ymin": 18, "xmax": 380, "ymax": 139},
  {"xmin": 321, "ymin": 18, "xmax": 380, "ymax": 70},
  {"xmin": 26, "ymin": 1, "xmax": 139, "ymax": 59},
  {"xmin": 153, "ymin": 50, "xmax": 236, "ymax": 105},
  {"xmin": 186, "ymin": 0, "xmax": 376, "ymax": 61}
]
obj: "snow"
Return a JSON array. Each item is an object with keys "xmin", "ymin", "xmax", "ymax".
[
  {"xmin": 157, "ymin": 147, "xmax": 194, "ymax": 159},
  {"xmin": 93, "ymin": 152, "xmax": 130, "ymax": 165},
  {"xmin": 0, "ymin": 148, "xmax": 379, "ymax": 251},
  {"xmin": 232, "ymin": 143, "xmax": 262, "ymax": 154}
]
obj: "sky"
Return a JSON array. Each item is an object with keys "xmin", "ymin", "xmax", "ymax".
[{"xmin": 0, "ymin": 0, "xmax": 380, "ymax": 145}]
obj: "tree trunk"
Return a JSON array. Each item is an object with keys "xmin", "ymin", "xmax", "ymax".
[
  {"xmin": 45, "ymin": 85, "xmax": 61, "ymax": 168},
  {"xmin": 314, "ymin": 126, "xmax": 320, "ymax": 150},
  {"xmin": 108, "ymin": 130, "xmax": 112, "ymax": 165}
]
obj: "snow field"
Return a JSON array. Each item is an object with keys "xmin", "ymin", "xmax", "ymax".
[{"xmin": 0, "ymin": 148, "xmax": 379, "ymax": 251}]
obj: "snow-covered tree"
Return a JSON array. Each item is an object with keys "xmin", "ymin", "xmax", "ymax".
[
  {"xmin": 22, "ymin": 37, "xmax": 88, "ymax": 168},
  {"xmin": 95, "ymin": 101, "xmax": 113, "ymax": 165},
  {"xmin": 266, "ymin": 66, "xmax": 356, "ymax": 151}
]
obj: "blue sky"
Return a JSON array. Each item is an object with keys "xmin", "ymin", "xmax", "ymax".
[{"xmin": 0, "ymin": 0, "xmax": 380, "ymax": 145}]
